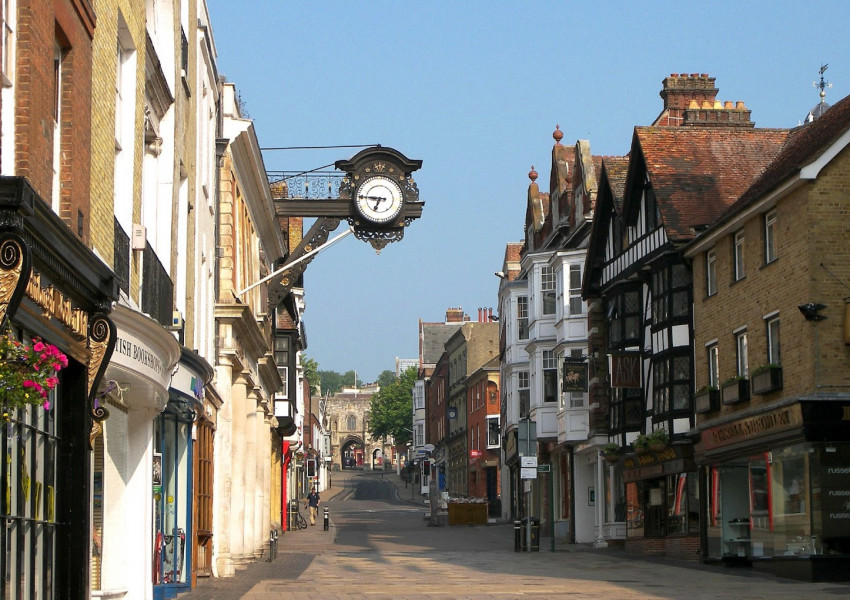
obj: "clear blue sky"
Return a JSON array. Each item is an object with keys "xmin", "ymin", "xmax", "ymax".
[{"xmin": 207, "ymin": 0, "xmax": 850, "ymax": 382}]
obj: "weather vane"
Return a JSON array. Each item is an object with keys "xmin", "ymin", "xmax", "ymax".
[{"xmin": 813, "ymin": 64, "xmax": 832, "ymax": 104}]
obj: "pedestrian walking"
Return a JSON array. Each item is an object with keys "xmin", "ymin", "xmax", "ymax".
[{"xmin": 306, "ymin": 487, "xmax": 320, "ymax": 525}]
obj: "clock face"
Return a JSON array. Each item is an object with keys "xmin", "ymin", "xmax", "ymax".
[{"xmin": 355, "ymin": 176, "xmax": 404, "ymax": 224}]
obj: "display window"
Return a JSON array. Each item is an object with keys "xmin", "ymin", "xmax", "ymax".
[
  {"xmin": 706, "ymin": 443, "xmax": 850, "ymax": 559},
  {"xmin": 626, "ymin": 472, "xmax": 698, "ymax": 539},
  {"xmin": 153, "ymin": 400, "xmax": 193, "ymax": 591}
]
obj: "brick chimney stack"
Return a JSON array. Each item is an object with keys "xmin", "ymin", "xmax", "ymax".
[
  {"xmin": 656, "ymin": 73, "xmax": 718, "ymax": 126},
  {"xmin": 654, "ymin": 73, "xmax": 754, "ymax": 128},
  {"xmin": 445, "ymin": 307, "xmax": 464, "ymax": 323}
]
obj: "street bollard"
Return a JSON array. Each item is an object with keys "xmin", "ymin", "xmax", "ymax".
[
  {"xmin": 514, "ymin": 520, "xmax": 521, "ymax": 552},
  {"xmin": 267, "ymin": 529, "xmax": 278, "ymax": 562},
  {"xmin": 323, "ymin": 507, "xmax": 329, "ymax": 531}
]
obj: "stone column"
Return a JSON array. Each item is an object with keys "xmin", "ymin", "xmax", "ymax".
[
  {"xmin": 229, "ymin": 371, "xmax": 250, "ymax": 567},
  {"xmin": 213, "ymin": 359, "xmax": 235, "ymax": 577},
  {"xmin": 242, "ymin": 385, "xmax": 258, "ymax": 561}
]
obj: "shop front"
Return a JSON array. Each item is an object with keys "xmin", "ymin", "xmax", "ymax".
[
  {"xmin": 621, "ymin": 442, "xmax": 700, "ymax": 560},
  {"xmin": 153, "ymin": 392, "xmax": 196, "ymax": 600},
  {"xmin": 697, "ymin": 399, "xmax": 850, "ymax": 581},
  {"xmin": 0, "ymin": 177, "xmax": 118, "ymax": 599}
]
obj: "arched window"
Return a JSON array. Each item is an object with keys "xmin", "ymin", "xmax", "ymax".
[{"xmin": 346, "ymin": 415, "xmax": 356, "ymax": 430}]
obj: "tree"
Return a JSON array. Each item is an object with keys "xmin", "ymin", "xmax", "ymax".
[
  {"xmin": 319, "ymin": 369, "xmax": 363, "ymax": 395},
  {"xmin": 368, "ymin": 367, "xmax": 417, "ymax": 445},
  {"xmin": 302, "ymin": 356, "xmax": 320, "ymax": 396},
  {"xmin": 376, "ymin": 369, "xmax": 396, "ymax": 388}
]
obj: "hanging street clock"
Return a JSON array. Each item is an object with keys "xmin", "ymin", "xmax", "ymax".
[{"xmin": 335, "ymin": 146, "xmax": 424, "ymax": 252}]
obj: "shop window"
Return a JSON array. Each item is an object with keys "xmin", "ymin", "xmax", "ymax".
[
  {"xmin": 2, "ymin": 349, "xmax": 64, "ymax": 597},
  {"xmin": 153, "ymin": 402, "xmax": 192, "ymax": 588}
]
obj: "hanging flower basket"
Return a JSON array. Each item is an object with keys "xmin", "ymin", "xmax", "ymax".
[{"xmin": 0, "ymin": 331, "xmax": 68, "ymax": 410}]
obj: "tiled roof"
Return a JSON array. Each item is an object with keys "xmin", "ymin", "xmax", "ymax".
[
  {"xmin": 602, "ymin": 157, "xmax": 629, "ymax": 212},
  {"xmin": 634, "ymin": 127, "xmax": 790, "ymax": 241},
  {"xmin": 731, "ymin": 91, "xmax": 850, "ymax": 210},
  {"xmin": 420, "ymin": 323, "xmax": 463, "ymax": 365}
]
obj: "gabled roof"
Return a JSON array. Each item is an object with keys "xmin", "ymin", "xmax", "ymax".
[
  {"xmin": 629, "ymin": 126, "xmax": 790, "ymax": 241},
  {"xmin": 581, "ymin": 156, "xmax": 629, "ymax": 298},
  {"xmin": 732, "ymin": 91, "xmax": 850, "ymax": 211},
  {"xmin": 420, "ymin": 322, "xmax": 463, "ymax": 366}
]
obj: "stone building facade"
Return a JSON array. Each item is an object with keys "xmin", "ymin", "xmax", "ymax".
[{"xmin": 326, "ymin": 386, "xmax": 394, "ymax": 470}]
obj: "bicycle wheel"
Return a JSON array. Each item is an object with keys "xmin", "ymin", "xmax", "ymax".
[{"xmin": 298, "ymin": 513, "xmax": 308, "ymax": 529}]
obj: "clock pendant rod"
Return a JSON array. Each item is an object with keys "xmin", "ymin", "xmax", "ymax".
[{"xmin": 235, "ymin": 226, "xmax": 354, "ymax": 297}]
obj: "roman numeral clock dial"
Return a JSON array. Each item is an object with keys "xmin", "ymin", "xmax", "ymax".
[{"xmin": 354, "ymin": 175, "xmax": 404, "ymax": 225}]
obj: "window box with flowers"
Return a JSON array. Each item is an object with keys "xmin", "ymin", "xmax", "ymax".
[
  {"xmin": 721, "ymin": 376, "xmax": 749, "ymax": 405},
  {"xmin": 632, "ymin": 434, "xmax": 650, "ymax": 455},
  {"xmin": 602, "ymin": 442, "xmax": 621, "ymax": 464},
  {"xmin": 0, "ymin": 332, "xmax": 68, "ymax": 411},
  {"xmin": 695, "ymin": 385, "xmax": 720, "ymax": 414},
  {"xmin": 751, "ymin": 364, "xmax": 782, "ymax": 396},
  {"xmin": 647, "ymin": 429, "xmax": 670, "ymax": 452}
]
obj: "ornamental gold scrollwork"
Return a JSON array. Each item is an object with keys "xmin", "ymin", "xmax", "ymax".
[
  {"xmin": 0, "ymin": 234, "xmax": 32, "ymax": 330},
  {"xmin": 88, "ymin": 314, "xmax": 117, "ymax": 449}
]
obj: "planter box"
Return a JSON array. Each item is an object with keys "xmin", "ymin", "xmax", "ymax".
[
  {"xmin": 722, "ymin": 378, "xmax": 749, "ymax": 405},
  {"xmin": 447, "ymin": 502, "xmax": 488, "ymax": 526},
  {"xmin": 751, "ymin": 367, "xmax": 783, "ymax": 395},
  {"xmin": 695, "ymin": 388, "xmax": 720, "ymax": 414}
]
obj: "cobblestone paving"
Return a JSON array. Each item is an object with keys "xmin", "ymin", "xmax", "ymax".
[{"xmin": 178, "ymin": 472, "xmax": 850, "ymax": 600}]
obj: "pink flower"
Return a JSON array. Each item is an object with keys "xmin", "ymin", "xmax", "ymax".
[
  {"xmin": 42, "ymin": 401, "xmax": 51, "ymax": 410},
  {"xmin": 33, "ymin": 341, "xmax": 45, "ymax": 352}
]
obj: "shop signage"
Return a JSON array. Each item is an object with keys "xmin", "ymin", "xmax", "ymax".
[
  {"xmin": 701, "ymin": 404, "xmax": 803, "ymax": 451},
  {"xmin": 821, "ymin": 452, "xmax": 850, "ymax": 536},
  {"xmin": 112, "ymin": 332, "xmax": 170, "ymax": 390},
  {"xmin": 621, "ymin": 444, "xmax": 690, "ymax": 483},
  {"xmin": 172, "ymin": 365, "xmax": 204, "ymax": 401},
  {"xmin": 26, "ymin": 271, "xmax": 88, "ymax": 338},
  {"xmin": 610, "ymin": 353, "xmax": 641, "ymax": 388},
  {"xmin": 562, "ymin": 359, "xmax": 588, "ymax": 393}
]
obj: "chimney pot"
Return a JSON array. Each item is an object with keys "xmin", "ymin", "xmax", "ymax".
[
  {"xmin": 701, "ymin": 100, "xmax": 712, "ymax": 109},
  {"xmin": 724, "ymin": 100, "xmax": 734, "ymax": 109},
  {"xmin": 713, "ymin": 100, "xmax": 722, "ymax": 109},
  {"xmin": 736, "ymin": 101, "xmax": 746, "ymax": 110},
  {"xmin": 688, "ymin": 99, "xmax": 699, "ymax": 109},
  {"xmin": 701, "ymin": 73, "xmax": 709, "ymax": 78},
  {"xmin": 690, "ymin": 73, "xmax": 699, "ymax": 78}
]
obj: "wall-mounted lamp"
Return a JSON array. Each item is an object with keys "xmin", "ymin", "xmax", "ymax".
[{"xmin": 798, "ymin": 302, "xmax": 827, "ymax": 321}]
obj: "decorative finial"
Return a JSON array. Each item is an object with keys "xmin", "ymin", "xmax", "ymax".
[
  {"xmin": 813, "ymin": 64, "xmax": 832, "ymax": 104},
  {"xmin": 528, "ymin": 166, "xmax": 538, "ymax": 182},
  {"xmin": 553, "ymin": 125, "xmax": 563, "ymax": 144}
]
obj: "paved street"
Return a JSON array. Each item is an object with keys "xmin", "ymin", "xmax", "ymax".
[{"xmin": 178, "ymin": 471, "xmax": 850, "ymax": 600}]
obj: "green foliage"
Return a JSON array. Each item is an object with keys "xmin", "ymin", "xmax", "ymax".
[
  {"xmin": 302, "ymin": 356, "xmax": 320, "ymax": 396},
  {"xmin": 647, "ymin": 429, "xmax": 670, "ymax": 446},
  {"xmin": 368, "ymin": 367, "xmax": 417, "ymax": 445},
  {"xmin": 377, "ymin": 369, "xmax": 397, "ymax": 388},
  {"xmin": 602, "ymin": 442, "xmax": 620, "ymax": 456},
  {"xmin": 318, "ymin": 369, "xmax": 363, "ymax": 395},
  {"xmin": 318, "ymin": 370, "xmax": 343, "ymax": 395}
]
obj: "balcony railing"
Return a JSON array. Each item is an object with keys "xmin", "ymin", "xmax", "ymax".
[
  {"xmin": 113, "ymin": 218, "xmax": 130, "ymax": 296},
  {"xmin": 141, "ymin": 242, "xmax": 173, "ymax": 328}
]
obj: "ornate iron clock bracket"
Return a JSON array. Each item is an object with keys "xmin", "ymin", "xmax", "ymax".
[{"xmin": 271, "ymin": 216, "xmax": 342, "ymax": 303}]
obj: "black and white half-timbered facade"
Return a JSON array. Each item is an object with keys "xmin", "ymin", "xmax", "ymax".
[{"xmin": 583, "ymin": 73, "xmax": 789, "ymax": 558}]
